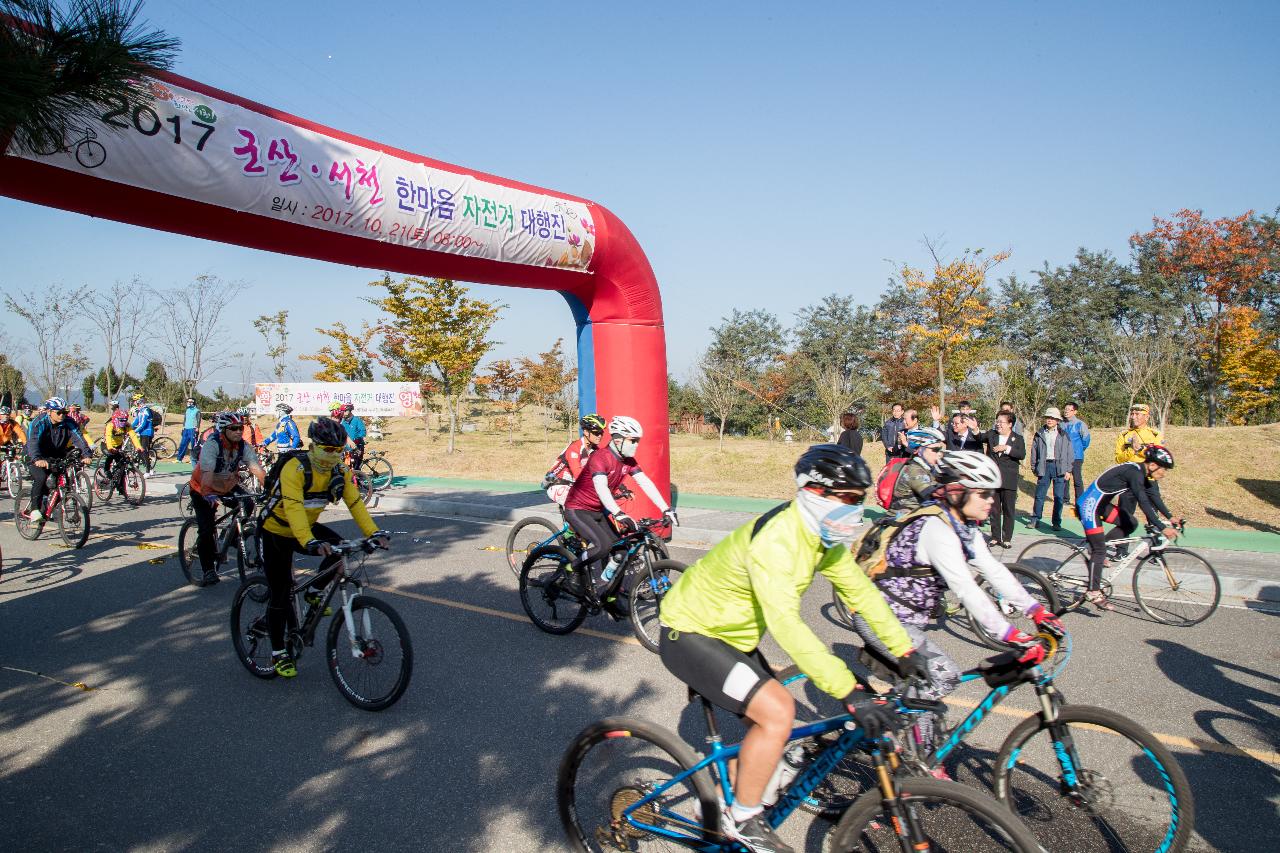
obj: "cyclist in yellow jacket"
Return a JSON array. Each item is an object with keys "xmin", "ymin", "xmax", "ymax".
[
  {"xmin": 258, "ymin": 416, "xmax": 389, "ymax": 678},
  {"xmin": 658, "ymin": 444, "xmax": 926, "ymax": 853}
]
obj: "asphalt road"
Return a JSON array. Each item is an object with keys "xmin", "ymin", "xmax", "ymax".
[{"xmin": 1, "ymin": 480, "xmax": 1276, "ymax": 852}]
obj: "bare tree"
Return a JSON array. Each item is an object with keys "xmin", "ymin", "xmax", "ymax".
[
  {"xmin": 253, "ymin": 310, "xmax": 290, "ymax": 381},
  {"xmin": 1144, "ymin": 336, "xmax": 1195, "ymax": 431},
  {"xmin": 85, "ymin": 278, "xmax": 151, "ymax": 402},
  {"xmin": 795, "ymin": 355, "xmax": 876, "ymax": 438},
  {"xmin": 153, "ymin": 274, "xmax": 248, "ymax": 398},
  {"xmin": 1101, "ymin": 328, "xmax": 1161, "ymax": 412},
  {"xmin": 51, "ymin": 343, "xmax": 91, "ymax": 401},
  {"xmin": 3, "ymin": 284, "xmax": 91, "ymax": 397},
  {"xmin": 693, "ymin": 351, "xmax": 745, "ymax": 452}
]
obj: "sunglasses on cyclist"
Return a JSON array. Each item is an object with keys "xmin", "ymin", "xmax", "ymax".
[
  {"xmin": 971, "ymin": 489, "xmax": 995, "ymax": 500},
  {"xmin": 224, "ymin": 426, "xmax": 243, "ymax": 432}
]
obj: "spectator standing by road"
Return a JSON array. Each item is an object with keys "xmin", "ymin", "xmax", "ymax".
[
  {"xmin": 996, "ymin": 401, "xmax": 1024, "ymax": 436},
  {"xmin": 1062, "ymin": 401, "xmax": 1091, "ymax": 503},
  {"xmin": 984, "ymin": 411, "xmax": 1025, "ymax": 547},
  {"xmin": 177, "ymin": 398, "xmax": 200, "ymax": 464},
  {"xmin": 1028, "ymin": 407, "xmax": 1073, "ymax": 530},
  {"xmin": 880, "ymin": 403, "xmax": 904, "ymax": 462},
  {"xmin": 944, "ymin": 411, "xmax": 985, "ymax": 451},
  {"xmin": 837, "ymin": 410, "xmax": 863, "ymax": 456}
]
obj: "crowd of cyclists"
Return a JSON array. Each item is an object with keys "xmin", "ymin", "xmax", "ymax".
[{"xmin": 0, "ymin": 388, "xmax": 1198, "ymax": 852}]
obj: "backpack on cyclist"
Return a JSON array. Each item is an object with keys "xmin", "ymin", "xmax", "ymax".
[
  {"xmin": 874, "ymin": 457, "xmax": 909, "ymax": 510},
  {"xmin": 257, "ymin": 450, "xmax": 347, "ymax": 528},
  {"xmin": 146, "ymin": 407, "xmax": 164, "ymax": 431},
  {"xmin": 849, "ymin": 504, "xmax": 945, "ymax": 580}
]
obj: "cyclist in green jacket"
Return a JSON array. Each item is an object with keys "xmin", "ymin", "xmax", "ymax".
[{"xmin": 658, "ymin": 444, "xmax": 926, "ymax": 853}]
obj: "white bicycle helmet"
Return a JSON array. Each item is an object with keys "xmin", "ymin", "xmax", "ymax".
[
  {"xmin": 938, "ymin": 450, "xmax": 1001, "ymax": 489},
  {"xmin": 608, "ymin": 415, "xmax": 643, "ymax": 439}
]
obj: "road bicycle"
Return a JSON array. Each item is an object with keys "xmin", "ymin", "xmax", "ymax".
[
  {"xmin": 558, "ymin": 678, "xmax": 1043, "ymax": 852},
  {"xmin": 229, "ymin": 537, "xmax": 412, "ymax": 711},
  {"xmin": 519, "ymin": 518, "xmax": 680, "ymax": 649},
  {"xmin": 831, "ymin": 561, "xmax": 1061, "ymax": 652},
  {"xmin": 1017, "ymin": 521, "xmax": 1220, "ymax": 625},
  {"xmin": 12, "ymin": 455, "xmax": 91, "ymax": 548},
  {"xmin": 781, "ymin": 633, "xmax": 1194, "ymax": 853},
  {"xmin": 177, "ymin": 493, "xmax": 261, "ymax": 586},
  {"xmin": 1, "ymin": 444, "xmax": 25, "ymax": 499},
  {"xmin": 360, "ymin": 449, "xmax": 395, "ymax": 491},
  {"xmin": 30, "ymin": 123, "xmax": 107, "ymax": 168},
  {"xmin": 504, "ymin": 487, "xmax": 639, "ymax": 576},
  {"xmin": 90, "ymin": 451, "xmax": 146, "ymax": 507}
]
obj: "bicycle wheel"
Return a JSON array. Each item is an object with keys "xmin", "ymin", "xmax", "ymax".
[
  {"xmin": 1017, "ymin": 537, "xmax": 1089, "ymax": 610},
  {"xmin": 775, "ymin": 665, "xmax": 878, "ymax": 817},
  {"xmin": 364, "ymin": 457, "xmax": 394, "ymax": 491},
  {"xmin": 152, "ymin": 435, "xmax": 177, "ymax": 460},
  {"xmin": 122, "ymin": 465, "xmax": 146, "ymax": 506},
  {"xmin": 831, "ymin": 586, "xmax": 854, "ymax": 626},
  {"xmin": 506, "ymin": 516, "xmax": 561, "ymax": 576},
  {"xmin": 176, "ymin": 484, "xmax": 195, "ymax": 517},
  {"xmin": 1044, "ymin": 549, "xmax": 1095, "ymax": 612},
  {"xmin": 1132, "ymin": 548, "xmax": 1220, "ymax": 627},
  {"xmin": 519, "ymin": 545, "xmax": 588, "ymax": 635},
  {"xmin": 963, "ymin": 563, "xmax": 1062, "ymax": 651},
  {"xmin": 229, "ymin": 574, "xmax": 277, "ymax": 679},
  {"xmin": 91, "ymin": 463, "xmax": 115, "ymax": 504},
  {"xmin": 57, "ymin": 493, "xmax": 90, "ymax": 548},
  {"xmin": 558, "ymin": 716, "xmax": 718, "ymax": 852},
  {"xmin": 237, "ymin": 531, "xmax": 260, "ymax": 584},
  {"xmin": 351, "ymin": 469, "xmax": 374, "ymax": 503},
  {"xmin": 3, "ymin": 461, "xmax": 21, "ymax": 499},
  {"xmin": 177, "ymin": 518, "xmax": 204, "ymax": 586},
  {"xmin": 628, "ymin": 560, "xmax": 685, "ymax": 653},
  {"xmin": 826, "ymin": 776, "xmax": 1042, "ymax": 852},
  {"xmin": 993, "ymin": 703, "xmax": 1194, "ymax": 853},
  {"xmin": 326, "ymin": 594, "xmax": 413, "ymax": 711},
  {"xmin": 13, "ymin": 492, "xmax": 42, "ymax": 539},
  {"xmin": 73, "ymin": 469, "xmax": 94, "ymax": 510}
]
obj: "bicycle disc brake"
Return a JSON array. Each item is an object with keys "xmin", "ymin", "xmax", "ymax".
[{"xmin": 1067, "ymin": 769, "xmax": 1115, "ymax": 814}]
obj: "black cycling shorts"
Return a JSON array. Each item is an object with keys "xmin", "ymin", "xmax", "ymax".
[{"xmin": 659, "ymin": 628, "xmax": 773, "ymax": 717}]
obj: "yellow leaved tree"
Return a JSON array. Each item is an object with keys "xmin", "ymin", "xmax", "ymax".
[
  {"xmin": 300, "ymin": 321, "xmax": 379, "ymax": 382},
  {"xmin": 1219, "ymin": 306, "xmax": 1280, "ymax": 424},
  {"xmin": 899, "ymin": 240, "xmax": 1010, "ymax": 414}
]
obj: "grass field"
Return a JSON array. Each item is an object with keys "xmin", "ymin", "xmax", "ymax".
[{"xmin": 154, "ymin": 412, "xmax": 1279, "ymax": 534}]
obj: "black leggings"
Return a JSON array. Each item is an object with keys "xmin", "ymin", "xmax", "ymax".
[
  {"xmin": 564, "ymin": 507, "xmax": 619, "ymax": 577},
  {"xmin": 1084, "ymin": 497, "xmax": 1137, "ymax": 591},
  {"xmin": 27, "ymin": 463, "xmax": 52, "ymax": 512},
  {"xmin": 261, "ymin": 522, "xmax": 342, "ymax": 652}
]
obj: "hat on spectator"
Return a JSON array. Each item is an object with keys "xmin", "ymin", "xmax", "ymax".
[
  {"xmin": 1043, "ymin": 407, "xmax": 1063, "ymax": 420},
  {"xmin": 1130, "ymin": 403, "xmax": 1150, "ymax": 412}
]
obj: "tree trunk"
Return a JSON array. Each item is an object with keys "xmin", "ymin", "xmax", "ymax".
[
  {"xmin": 717, "ymin": 418, "xmax": 726, "ymax": 452},
  {"xmin": 447, "ymin": 397, "xmax": 458, "ymax": 453},
  {"xmin": 936, "ymin": 351, "xmax": 946, "ymax": 415}
]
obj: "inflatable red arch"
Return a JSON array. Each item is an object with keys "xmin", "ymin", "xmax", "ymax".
[{"xmin": 0, "ymin": 70, "xmax": 671, "ymax": 509}]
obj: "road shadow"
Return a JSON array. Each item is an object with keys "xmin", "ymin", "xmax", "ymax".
[
  {"xmin": 1147, "ymin": 638, "xmax": 1279, "ymax": 852},
  {"xmin": 1246, "ymin": 585, "xmax": 1280, "ymax": 614},
  {"xmin": 0, "ymin": 514, "xmax": 652, "ymax": 852}
]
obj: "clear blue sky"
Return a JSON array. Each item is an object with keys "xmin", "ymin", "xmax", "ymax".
[{"xmin": 2, "ymin": 0, "xmax": 1278, "ymax": 393}]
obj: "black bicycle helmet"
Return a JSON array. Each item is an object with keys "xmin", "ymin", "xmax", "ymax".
[
  {"xmin": 308, "ymin": 416, "xmax": 348, "ymax": 446},
  {"xmin": 794, "ymin": 444, "xmax": 873, "ymax": 491},
  {"xmin": 580, "ymin": 413, "xmax": 606, "ymax": 433},
  {"xmin": 1144, "ymin": 444, "xmax": 1174, "ymax": 469}
]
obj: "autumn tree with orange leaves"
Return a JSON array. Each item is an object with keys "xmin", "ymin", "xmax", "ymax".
[
  {"xmin": 899, "ymin": 239, "xmax": 1010, "ymax": 414},
  {"xmin": 1131, "ymin": 209, "xmax": 1280, "ymax": 425}
]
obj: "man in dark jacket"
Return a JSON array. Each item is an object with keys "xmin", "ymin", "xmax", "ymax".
[
  {"xmin": 880, "ymin": 403, "xmax": 904, "ymax": 462},
  {"xmin": 945, "ymin": 412, "xmax": 985, "ymax": 451},
  {"xmin": 24, "ymin": 396, "xmax": 92, "ymax": 522},
  {"xmin": 837, "ymin": 411, "xmax": 863, "ymax": 456},
  {"xmin": 985, "ymin": 411, "xmax": 1025, "ymax": 547},
  {"xmin": 1028, "ymin": 407, "xmax": 1073, "ymax": 530}
]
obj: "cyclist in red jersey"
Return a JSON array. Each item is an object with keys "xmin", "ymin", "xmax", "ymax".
[
  {"xmin": 563, "ymin": 415, "xmax": 677, "ymax": 617},
  {"xmin": 543, "ymin": 413, "xmax": 606, "ymax": 506}
]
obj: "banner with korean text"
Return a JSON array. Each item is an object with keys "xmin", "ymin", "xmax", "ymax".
[
  {"xmin": 254, "ymin": 382, "xmax": 423, "ymax": 417},
  {"xmin": 8, "ymin": 80, "xmax": 597, "ymax": 272}
]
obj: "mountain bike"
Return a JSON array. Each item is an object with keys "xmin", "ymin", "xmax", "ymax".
[
  {"xmin": 91, "ymin": 451, "xmax": 146, "ymax": 506},
  {"xmin": 519, "ymin": 518, "xmax": 675, "ymax": 648},
  {"xmin": 177, "ymin": 493, "xmax": 261, "ymax": 586},
  {"xmin": 1017, "ymin": 521, "xmax": 1220, "ymax": 625},
  {"xmin": 504, "ymin": 487, "xmax": 639, "ymax": 576},
  {"xmin": 782, "ymin": 633, "xmax": 1194, "ymax": 853},
  {"xmin": 229, "ymin": 537, "xmax": 412, "ymax": 711},
  {"xmin": 831, "ymin": 561, "xmax": 1060, "ymax": 652},
  {"xmin": 151, "ymin": 434, "xmax": 177, "ymax": 460},
  {"xmin": 1, "ymin": 444, "xmax": 25, "ymax": 499},
  {"xmin": 360, "ymin": 449, "xmax": 394, "ymax": 491},
  {"xmin": 12, "ymin": 455, "xmax": 91, "ymax": 548},
  {"xmin": 558, "ymin": 678, "xmax": 1043, "ymax": 852}
]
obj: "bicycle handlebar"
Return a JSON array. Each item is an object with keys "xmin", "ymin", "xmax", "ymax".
[{"xmin": 325, "ymin": 537, "xmax": 390, "ymax": 557}]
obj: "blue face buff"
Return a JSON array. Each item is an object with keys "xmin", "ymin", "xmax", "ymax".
[{"xmin": 819, "ymin": 503, "xmax": 866, "ymax": 549}]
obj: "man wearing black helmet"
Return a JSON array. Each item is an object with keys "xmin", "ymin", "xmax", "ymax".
[
  {"xmin": 657, "ymin": 444, "xmax": 925, "ymax": 853},
  {"xmin": 257, "ymin": 416, "xmax": 390, "ymax": 678},
  {"xmin": 1077, "ymin": 444, "xmax": 1182, "ymax": 612}
]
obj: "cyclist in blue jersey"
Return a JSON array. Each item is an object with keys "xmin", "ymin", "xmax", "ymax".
[
  {"xmin": 1077, "ymin": 444, "xmax": 1182, "ymax": 611},
  {"xmin": 338, "ymin": 403, "xmax": 367, "ymax": 468},
  {"xmin": 263, "ymin": 403, "xmax": 303, "ymax": 450},
  {"xmin": 23, "ymin": 397, "xmax": 92, "ymax": 521}
]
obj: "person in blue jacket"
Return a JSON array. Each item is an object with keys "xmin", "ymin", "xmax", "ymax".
[
  {"xmin": 130, "ymin": 393, "xmax": 156, "ymax": 476},
  {"xmin": 177, "ymin": 398, "xmax": 201, "ymax": 464},
  {"xmin": 263, "ymin": 403, "xmax": 303, "ymax": 450},
  {"xmin": 1062, "ymin": 401, "xmax": 1091, "ymax": 504},
  {"xmin": 339, "ymin": 402, "xmax": 367, "ymax": 468},
  {"xmin": 24, "ymin": 397, "xmax": 92, "ymax": 521}
]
